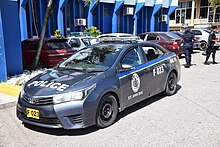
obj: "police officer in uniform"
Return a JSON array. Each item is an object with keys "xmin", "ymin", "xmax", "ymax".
[
  {"xmin": 204, "ymin": 26, "xmax": 218, "ymax": 65},
  {"xmin": 182, "ymin": 28, "xmax": 195, "ymax": 68}
]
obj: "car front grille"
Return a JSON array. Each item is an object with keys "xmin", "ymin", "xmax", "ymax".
[
  {"xmin": 23, "ymin": 93, "xmax": 53, "ymax": 105},
  {"xmin": 71, "ymin": 114, "xmax": 83, "ymax": 124}
]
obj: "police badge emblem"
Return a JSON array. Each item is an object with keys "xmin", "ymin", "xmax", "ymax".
[{"xmin": 131, "ymin": 73, "xmax": 140, "ymax": 93}]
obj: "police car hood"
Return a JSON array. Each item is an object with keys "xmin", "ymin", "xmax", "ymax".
[{"xmin": 24, "ymin": 69, "xmax": 103, "ymax": 96}]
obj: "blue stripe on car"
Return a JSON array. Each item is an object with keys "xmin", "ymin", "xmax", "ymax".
[{"xmin": 118, "ymin": 53, "xmax": 176, "ymax": 79}]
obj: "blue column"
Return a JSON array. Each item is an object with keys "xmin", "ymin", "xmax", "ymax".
[
  {"xmin": 58, "ymin": 0, "xmax": 68, "ymax": 36},
  {"xmin": 87, "ymin": 1, "xmax": 97, "ymax": 27},
  {"xmin": 1, "ymin": 0, "xmax": 23, "ymax": 77},
  {"xmin": 167, "ymin": 6, "xmax": 177, "ymax": 31},
  {"xmin": 150, "ymin": 4, "xmax": 162, "ymax": 32},
  {"xmin": 112, "ymin": 0, "xmax": 123, "ymax": 33},
  {"xmin": 27, "ymin": 1, "xmax": 33, "ymax": 37},
  {"xmin": 19, "ymin": 0, "xmax": 28, "ymax": 41},
  {"xmin": 0, "ymin": 10, "xmax": 7, "ymax": 81},
  {"xmin": 133, "ymin": 2, "xmax": 144, "ymax": 35}
]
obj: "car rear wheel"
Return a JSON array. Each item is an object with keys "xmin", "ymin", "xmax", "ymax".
[
  {"xmin": 163, "ymin": 72, "xmax": 177, "ymax": 96},
  {"xmin": 200, "ymin": 41, "xmax": 207, "ymax": 51},
  {"xmin": 96, "ymin": 94, "xmax": 118, "ymax": 128}
]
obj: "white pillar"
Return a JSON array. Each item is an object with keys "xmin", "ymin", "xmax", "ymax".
[{"xmin": 191, "ymin": 0, "xmax": 195, "ymax": 26}]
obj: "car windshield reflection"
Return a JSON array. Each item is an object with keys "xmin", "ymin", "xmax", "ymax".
[{"xmin": 59, "ymin": 46, "xmax": 121, "ymax": 72}]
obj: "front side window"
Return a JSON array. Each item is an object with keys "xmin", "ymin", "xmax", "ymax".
[
  {"xmin": 121, "ymin": 48, "xmax": 144, "ymax": 67},
  {"xmin": 69, "ymin": 39, "xmax": 80, "ymax": 47},
  {"xmin": 59, "ymin": 46, "xmax": 121, "ymax": 72}
]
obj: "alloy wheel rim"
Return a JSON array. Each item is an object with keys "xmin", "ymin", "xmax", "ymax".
[
  {"xmin": 101, "ymin": 103, "xmax": 113, "ymax": 120},
  {"xmin": 168, "ymin": 75, "xmax": 176, "ymax": 91}
]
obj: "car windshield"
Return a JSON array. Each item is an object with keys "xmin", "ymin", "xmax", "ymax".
[
  {"xmin": 163, "ymin": 32, "xmax": 181, "ymax": 40},
  {"xmin": 82, "ymin": 38, "xmax": 98, "ymax": 46},
  {"xmin": 59, "ymin": 46, "xmax": 121, "ymax": 72},
  {"xmin": 47, "ymin": 42, "xmax": 71, "ymax": 50},
  {"xmin": 204, "ymin": 29, "xmax": 211, "ymax": 34}
]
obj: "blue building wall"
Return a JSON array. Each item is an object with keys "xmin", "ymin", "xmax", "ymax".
[
  {"xmin": 0, "ymin": 0, "xmax": 23, "ymax": 81},
  {"xmin": 0, "ymin": 0, "xmax": 177, "ymax": 81}
]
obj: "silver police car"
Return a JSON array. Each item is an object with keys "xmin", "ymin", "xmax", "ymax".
[{"xmin": 17, "ymin": 40, "xmax": 181, "ymax": 129}]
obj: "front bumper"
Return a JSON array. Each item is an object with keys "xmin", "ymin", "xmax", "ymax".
[{"xmin": 16, "ymin": 95, "xmax": 96, "ymax": 129}]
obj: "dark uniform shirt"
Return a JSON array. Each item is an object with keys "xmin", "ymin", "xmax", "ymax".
[
  {"xmin": 182, "ymin": 32, "xmax": 194, "ymax": 46},
  {"xmin": 208, "ymin": 31, "xmax": 216, "ymax": 45}
]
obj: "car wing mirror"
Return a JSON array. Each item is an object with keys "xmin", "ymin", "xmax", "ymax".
[
  {"xmin": 55, "ymin": 61, "xmax": 63, "ymax": 69},
  {"xmin": 118, "ymin": 64, "xmax": 134, "ymax": 72}
]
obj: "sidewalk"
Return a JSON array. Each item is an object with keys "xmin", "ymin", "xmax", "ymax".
[
  {"xmin": 0, "ymin": 93, "xmax": 18, "ymax": 109},
  {"xmin": 0, "ymin": 83, "xmax": 21, "ymax": 110}
]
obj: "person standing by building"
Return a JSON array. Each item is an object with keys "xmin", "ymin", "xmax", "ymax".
[
  {"xmin": 204, "ymin": 26, "xmax": 218, "ymax": 65},
  {"xmin": 182, "ymin": 28, "xmax": 195, "ymax": 68}
]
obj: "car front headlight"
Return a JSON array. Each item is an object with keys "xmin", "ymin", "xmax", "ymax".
[
  {"xmin": 53, "ymin": 83, "xmax": 96, "ymax": 104},
  {"xmin": 20, "ymin": 85, "xmax": 25, "ymax": 98}
]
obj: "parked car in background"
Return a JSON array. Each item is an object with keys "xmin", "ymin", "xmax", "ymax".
[
  {"xmin": 138, "ymin": 32, "xmax": 183, "ymax": 56},
  {"xmin": 98, "ymin": 33, "xmax": 142, "ymax": 41},
  {"xmin": 190, "ymin": 29, "xmax": 210, "ymax": 50},
  {"xmin": 171, "ymin": 31, "xmax": 200, "ymax": 49},
  {"xmin": 67, "ymin": 32, "xmax": 98, "ymax": 50},
  {"xmin": 98, "ymin": 33, "xmax": 135, "ymax": 38},
  {"xmin": 21, "ymin": 38, "xmax": 76, "ymax": 69}
]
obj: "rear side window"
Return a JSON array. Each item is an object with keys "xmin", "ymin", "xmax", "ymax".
[
  {"xmin": 146, "ymin": 34, "xmax": 157, "ymax": 40},
  {"xmin": 142, "ymin": 46, "xmax": 164, "ymax": 61},
  {"xmin": 163, "ymin": 33, "xmax": 181, "ymax": 40},
  {"xmin": 46, "ymin": 42, "xmax": 71, "ymax": 50},
  {"xmin": 191, "ymin": 30, "xmax": 202, "ymax": 35}
]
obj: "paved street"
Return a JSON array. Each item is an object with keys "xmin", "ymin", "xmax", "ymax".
[{"xmin": 1, "ymin": 50, "xmax": 220, "ymax": 147}]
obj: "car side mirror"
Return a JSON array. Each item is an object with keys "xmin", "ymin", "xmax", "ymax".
[
  {"xmin": 118, "ymin": 64, "xmax": 134, "ymax": 72},
  {"xmin": 55, "ymin": 61, "xmax": 63, "ymax": 69}
]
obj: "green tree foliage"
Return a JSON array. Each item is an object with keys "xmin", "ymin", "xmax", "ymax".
[
  {"xmin": 84, "ymin": 0, "xmax": 98, "ymax": 6},
  {"xmin": 84, "ymin": 26, "xmax": 101, "ymax": 37},
  {"xmin": 209, "ymin": 0, "xmax": 220, "ymax": 10}
]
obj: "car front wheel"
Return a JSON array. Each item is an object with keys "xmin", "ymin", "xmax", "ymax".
[
  {"xmin": 96, "ymin": 94, "xmax": 118, "ymax": 128},
  {"xmin": 163, "ymin": 72, "xmax": 177, "ymax": 96}
]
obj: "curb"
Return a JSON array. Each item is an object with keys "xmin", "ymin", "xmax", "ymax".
[
  {"xmin": 0, "ymin": 83, "xmax": 20, "ymax": 109},
  {"xmin": 0, "ymin": 101, "xmax": 17, "ymax": 110},
  {"xmin": 0, "ymin": 83, "xmax": 21, "ymax": 97}
]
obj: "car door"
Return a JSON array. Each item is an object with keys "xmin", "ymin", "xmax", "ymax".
[
  {"xmin": 141, "ymin": 45, "xmax": 168, "ymax": 96},
  {"xmin": 118, "ymin": 46, "xmax": 146, "ymax": 108}
]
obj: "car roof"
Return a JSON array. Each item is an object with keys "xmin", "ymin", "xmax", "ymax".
[
  {"xmin": 91, "ymin": 41, "xmax": 168, "ymax": 52},
  {"xmin": 98, "ymin": 33, "xmax": 134, "ymax": 37},
  {"xmin": 139, "ymin": 32, "xmax": 172, "ymax": 35},
  {"xmin": 24, "ymin": 38, "xmax": 68, "ymax": 42},
  {"xmin": 68, "ymin": 36, "xmax": 96, "ymax": 39}
]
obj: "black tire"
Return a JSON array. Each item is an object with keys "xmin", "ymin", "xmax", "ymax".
[
  {"xmin": 96, "ymin": 94, "xmax": 118, "ymax": 128},
  {"xmin": 163, "ymin": 72, "xmax": 177, "ymax": 96},
  {"xmin": 200, "ymin": 41, "xmax": 207, "ymax": 51}
]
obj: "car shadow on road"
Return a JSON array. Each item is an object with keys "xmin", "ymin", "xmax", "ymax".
[
  {"xmin": 116, "ymin": 84, "xmax": 181, "ymax": 123},
  {"xmin": 23, "ymin": 85, "xmax": 181, "ymax": 136}
]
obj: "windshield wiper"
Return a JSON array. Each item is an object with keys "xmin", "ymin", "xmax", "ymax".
[
  {"xmin": 87, "ymin": 69, "xmax": 104, "ymax": 73},
  {"xmin": 58, "ymin": 66, "xmax": 87, "ymax": 72}
]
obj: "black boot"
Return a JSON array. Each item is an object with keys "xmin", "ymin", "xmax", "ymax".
[{"xmin": 185, "ymin": 62, "xmax": 190, "ymax": 68}]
